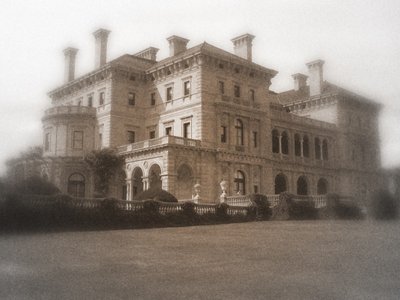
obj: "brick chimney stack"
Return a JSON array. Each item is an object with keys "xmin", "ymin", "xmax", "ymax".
[
  {"xmin": 292, "ymin": 73, "xmax": 308, "ymax": 91},
  {"xmin": 63, "ymin": 47, "xmax": 78, "ymax": 83},
  {"xmin": 231, "ymin": 34, "xmax": 255, "ymax": 62},
  {"xmin": 93, "ymin": 28, "xmax": 111, "ymax": 68},
  {"xmin": 306, "ymin": 59, "xmax": 325, "ymax": 96},
  {"xmin": 167, "ymin": 36, "xmax": 189, "ymax": 57}
]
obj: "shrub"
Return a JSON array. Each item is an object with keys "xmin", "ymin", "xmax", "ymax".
[
  {"xmin": 370, "ymin": 189, "xmax": 398, "ymax": 220},
  {"xmin": 182, "ymin": 201, "xmax": 196, "ymax": 217},
  {"xmin": 216, "ymin": 203, "xmax": 229, "ymax": 220},
  {"xmin": 134, "ymin": 187, "xmax": 178, "ymax": 203},
  {"xmin": 12, "ymin": 176, "xmax": 60, "ymax": 195},
  {"xmin": 143, "ymin": 200, "xmax": 160, "ymax": 214},
  {"xmin": 249, "ymin": 194, "xmax": 271, "ymax": 220},
  {"xmin": 320, "ymin": 193, "xmax": 363, "ymax": 220},
  {"xmin": 282, "ymin": 193, "xmax": 318, "ymax": 220}
]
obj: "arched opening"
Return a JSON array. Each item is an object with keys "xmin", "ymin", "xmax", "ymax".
[
  {"xmin": 235, "ymin": 119, "xmax": 244, "ymax": 146},
  {"xmin": 322, "ymin": 139, "xmax": 328, "ymax": 160},
  {"xmin": 272, "ymin": 129, "xmax": 279, "ymax": 153},
  {"xmin": 275, "ymin": 173, "xmax": 287, "ymax": 194},
  {"xmin": 132, "ymin": 167, "xmax": 143, "ymax": 197},
  {"xmin": 281, "ymin": 131, "xmax": 289, "ymax": 155},
  {"xmin": 68, "ymin": 173, "xmax": 85, "ymax": 198},
  {"xmin": 315, "ymin": 137, "xmax": 321, "ymax": 160},
  {"xmin": 297, "ymin": 176, "xmax": 308, "ymax": 195},
  {"xmin": 303, "ymin": 135, "xmax": 310, "ymax": 158},
  {"xmin": 234, "ymin": 170, "xmax": 246, "ymax": 195},
  {"xmin": 294, "ymin": 133, "xmax": 301, "ymax": 156},
  {"xmin": 317, "ymin": 178, "xmax": 328, "ymax": 195},
  {"xmin": 175, "ymin": 164, "xmax": 194, "ymax": 200},
  {"xmin": 149, "ymin": 164, "xmax": 162, "ymax": 189}
]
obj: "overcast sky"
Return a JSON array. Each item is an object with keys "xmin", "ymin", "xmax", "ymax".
[{"xmin": 0, "ymin": 0, "xmax": 399, "ymax": 175}]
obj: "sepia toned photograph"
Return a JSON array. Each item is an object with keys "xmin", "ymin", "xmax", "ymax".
[{"xmin": 1, "ymin": 0, "xmax": 400, "ymax": 299}]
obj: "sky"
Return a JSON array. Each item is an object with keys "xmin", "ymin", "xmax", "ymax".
[{"xmin": 0, "ymin": 0, "xmax": 399, "ymax": 174}]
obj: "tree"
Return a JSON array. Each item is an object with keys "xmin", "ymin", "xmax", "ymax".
[{"xmin": 84, "ymin": 148, "xmax": 125, "ymax": 197}]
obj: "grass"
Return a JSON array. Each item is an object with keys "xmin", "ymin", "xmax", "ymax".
[{"xmin": 0, "ymin": 220, "xmax": 399, "ymax": 299}]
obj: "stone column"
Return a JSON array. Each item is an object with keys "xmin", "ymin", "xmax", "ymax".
[
  {"xmin": 278, "ymin": 134, "xmax": 282, "ymax": 154},
  {"xmin": 300, "ymin": 138, "xmax": 304, "ymax": 158}
]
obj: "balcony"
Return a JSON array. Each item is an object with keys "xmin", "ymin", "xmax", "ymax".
[
  {"xmin": 43, "ymin": 105, "xmax": 96, "ymax": 117},
  {"xmin": 118, "ymin": 135, "xmax": 201, "ymax": 153}
]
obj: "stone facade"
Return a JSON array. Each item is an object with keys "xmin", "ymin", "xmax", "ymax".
[{"xmin": 36, "ymin": 29, "xmax": 382, "ymax": 203}]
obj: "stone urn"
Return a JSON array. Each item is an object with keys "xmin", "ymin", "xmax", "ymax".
[{"xmin": 220, "ymin": 180, "xmax": 228, "ymax": 203}]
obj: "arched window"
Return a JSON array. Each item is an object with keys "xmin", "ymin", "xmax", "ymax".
[
  {"xmin": 317, "ymin": 178, "xmax": 328, "ymax": 195},
  {"xmin": 132, "ymin": 167, "xmax": 144, "ymax": 198},
  {"xmin": 281, "ymin": 131, "xmax": 289, "ymax": 155},
  {"xmin": 149, "ymin": 164, "xmax": 162, "ymax": 189},
  {"xmin": 322, "ymin": 139, "xmax": 328, "ymax": 160},
  {"xmin": 303, "ymin": 135, "xmax": 310, "ymax": 158},
  {"xmin": 294, "ymin": 133, "xmax": 301, "ymax": 156},
  {"xmin": 275, "ymin": 173, "xmax": 287, "ymax": 194},
  {"xmin": 297, "ymin": 176, "xmax": 308, "ymax": 195},
  {"xmin": 272, "ymin": 129, "xmax": 279, "ymax": 153},
  {"xmin": 234, "ymin": 170, "xmax": 246, "ymax": 195},
  {"xmin": 315, "ymin": 137, "xmax": 321, "ymax": 160},
  {"xmin": 235, "ymin": 119, "xmax": 244, "ymax": 146},
  {"xmin": 68, "ymin": 173, "xmax": 85, "ymax": 198}
]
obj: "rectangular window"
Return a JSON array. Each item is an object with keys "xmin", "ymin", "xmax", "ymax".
[
  {"xmin": 254, "ymin": 185, "xmax": 258, "ymax": 194},
  {"xmin": 221, "ymin": 126, "xmax": 227, "ymax": 143},
  {"xmin": 166, "ymin": 87, "xmax": 173, "ymax": 101},
  {"xmin": 45, "ymin": 133, "xmax": 51, "ymax": 151},
  {"xmin": 99, "ymin": 91, "xmax": 105, "ymax": 105},
  {"xmin": 252, "ymin": 131, "xmax": 258, "ymax": 148},
  {"xmin": 234, "ymin": 85, "xmax": 240, "ymax": 98},
  {"xmin": 73, "ymin": 131, "xmax": 83, "ymax": 149},
  {"xmin": 128, "ymin": 92, "xmax": 135, "ymax": 106},
  {"xmin": 151, "ymin": 92, "xmax": 156, "ymax": 106},
  {"xmin": 165, "ymin": 127, "xmax": 172, "ymax": 136},
  {"xmin": 183, "ymin": 81, "xmax": 191, "ymax": 96},
  {"xmin": 250, "ymin": 89, "xmax": 255, "ymax": 101},
  {"xmin": 127, "ymin": 131, "xmax": 135, "ymax": 143},
  {"xmin": 149, "ymin": 130, "xmax": 156, "ymax": 139},
  {"xmin": 183, "ymin": 122, "xmax": 191, "ymax": 138},
  {"xmin": 88, "ymin": 95, "xmax": 93, "ymax": 107},
  {"xmin": 219, "ymin": 81, "xmax": 225, "ymax": 95}
]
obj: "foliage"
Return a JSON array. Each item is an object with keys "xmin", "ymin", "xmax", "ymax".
[
  {"xmin": 249, "ymin": 194, "xmax": 272, "ymax": 220},
  {"xmin": 320, "ymin": 193, "xmax": 363, "ymax": 220},
  {"xmin": 134, "ymin": 187, "xmax": 178, "ymax": 203},
  {"xmin": 182, "ymin": 201, "xmax": 196, "ymax": 217},
  {"xmin": 370, "ymin": 189, "xmax": 398, "ymax": 220},
  {"xmin": 12, "ymin": 176, "xmax": 61, "ymax": 195},
  {"xmin": 280, "ymin": 193, "xmax": 318, "ymax": 220},
  {"xmin": 216, "ymin": 202, "xmax": 229, "ymax": 219},
  {"xmin": 84, "ymin": 148, "xmax": 125, "ymax": 197}
]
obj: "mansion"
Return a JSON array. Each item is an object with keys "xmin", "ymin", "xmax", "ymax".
[{"xmin": 31, "ymin": 29, "xmax": 382, "ymax": 202}]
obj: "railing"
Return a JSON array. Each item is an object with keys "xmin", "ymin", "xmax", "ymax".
[
  {"xmin": 43, "ymin": 106, "xmax": 96, "ymax": 117},
  {"xmin": 226, "ymin": 195, "xmax": 252, "ymax": 207},
  {"xmin": 312, "ymin": 195, "xmax": 327, "ymax": 208},
  {"xmin": 118, "ymin": 135, "xmax": 201, "ymax": 153},
  {"xmin": 194, "ymin": 204, "xmax": 216, "ymax": 215},
  {"xmin": 266, "ymin": 195, "xmax": 280, "ymax": 207}
]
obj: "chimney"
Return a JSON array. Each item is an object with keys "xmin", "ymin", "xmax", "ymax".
[
  {"xmin": 167, "ymin": 36, "xmax": 189, "ymax": 57},
  {"xmin": 93, "ymin": 28, "xmax": 111, "ymax": 68},
  {"xmin": 231, "ymin": 34, "xmax": 255, "ymax": 61},
  {"xmin": 292, "ymin": 73, "xmax": 308, "ymax": 91},
  {"xmin": 63, "ymin": 47, "xmax": 78, "ymax": 83},
  {"xmin": 134, "ymin": 47, "xmax": 159, "ymax": 61},
  {"xmin": 306, "ymin": 59, "xmax": 324, "ymax": 96}
]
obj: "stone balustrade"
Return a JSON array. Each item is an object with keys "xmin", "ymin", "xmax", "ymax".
[{"xmin": 43, "ymin": 105, "xmax": 96, "ymax": 117}]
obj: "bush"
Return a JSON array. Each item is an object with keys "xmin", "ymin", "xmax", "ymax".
[
  {"xmin": 216, "ymin": 203, "xmax": 229, "ymax": 220},
  {"xmin": 370, "ymin": 189, "xmax": 398, "ymax": 220},
  {"xmin": 182, "ymin": 201, "xmax": 196, "ymax": 217},
  {"xmin": 12, "ymin": 176, "xmax": 60, "ymax": 195},
  {"xmin": 143, "ymin": 200, "xmax": 160, "ymax": 214},
  {"xmin": 282, "ymin": 193, "xmax": 318, "ymax": 220},
  {"xmin": 134, "ymin": 187, "xmax": 178, "ymax": 203},
  {"xmin": 320, "ymin": 193, "xmax": 363, "ymax": 220},
  {"xmin": 249, "ymin": 194, "xmax": 271, "ymax": 220}
]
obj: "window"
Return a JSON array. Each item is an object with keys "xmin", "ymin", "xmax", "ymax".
[
  {"xmin": 68, "ymin": 173, "xmax": 85, "ymax": 198},
  {"xmin": 252, "ymin": 131, "xmax": 258, "ymax": 148},
  {"xmin": 272, "ymin": 129, "xmax": 279, "ymax": 153},
  {"xmin": 234, "ymin": 85, "xmax": 241, "ymax": 98},
  {"xmin": 221, "ymin": 126, "xmax": 227, "ymax": 143},
  {"xmin": 294, "ymin": 134, "xmax": 301, "ymax": 156},
  {"xmin": 128, "ymin": 92, "xmax": 135, "ymax": 106},
  {"xmin": 303, "ymin": 135, "xmax": 310, "ymax": 158},
  {"xmin": 275, "ymin": 174, "xmax": 287, "ymax": 194},
  {"xmin": 165, "ymin": 127, "xmax": 172, "ymax": 136},
  {"xmin": 150, "ymin": 92, "xmax": 156, "ymax": 106},
  {"xmin": 322, "ymin": 139, "xmax": 328, "ymax": 160},
  {"xmin": 315, "ymin": 137, "xmax": 321, "ymax": 160},
  {"xmin": 149, "ymin": 130, "xmax": 156, "ymax": 139},
  {"xmin": 183, "ymin": 81, "xmax": 191, "ymax": 96},
  {"xmin": 88, "ymin": 95, "xmax": 93, "ymax": 107},
  {"xmin": 297, "ymin": 176, "xmax": 308, "ymax": 195},
  {"xmin": 166, "ymin": 86, "xmax": 173, "ymax": 101},
  {"xmin": 235, "ymin": 119, "xmax": 244, "ymax": 146},
  {"xmin": 72, "ymin": 131, "xmax": 83, "ymax": 149},
  {"xmin": 45, "ymin": 133, "xmax": 51, "ymax": 151},
  {"xmin": 281, "ymin": 131, "xmax": 289, "ymax": 155},
  {"xmin": 218, "ymin": 81, "xmax": 225, "ymax": 94},
  {"xmin": 99, "ymin": 91, "xmax": 105, "ymax": 105},
  {"xmin": 234, "ymin": 170, "xmax": 246, "ymax": 195},
  {"xmin": 183, "ymin": 122, "xmax": 191, "ymax": 138},
  {"xmin": 317, "ymin": 178, "xmax": 328, "ymax": 195},
  {"xmin": 127, "ymin": 131, "xmax": 135, "ymax": 143},
  {"xmin": 250, "ymin": 89, "xmax": 255, "ymax": 101}
]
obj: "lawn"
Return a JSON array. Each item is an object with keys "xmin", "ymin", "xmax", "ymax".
[{"xmin": 1, "ymin": 220, "xmax": 399, "ymax": 299}]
